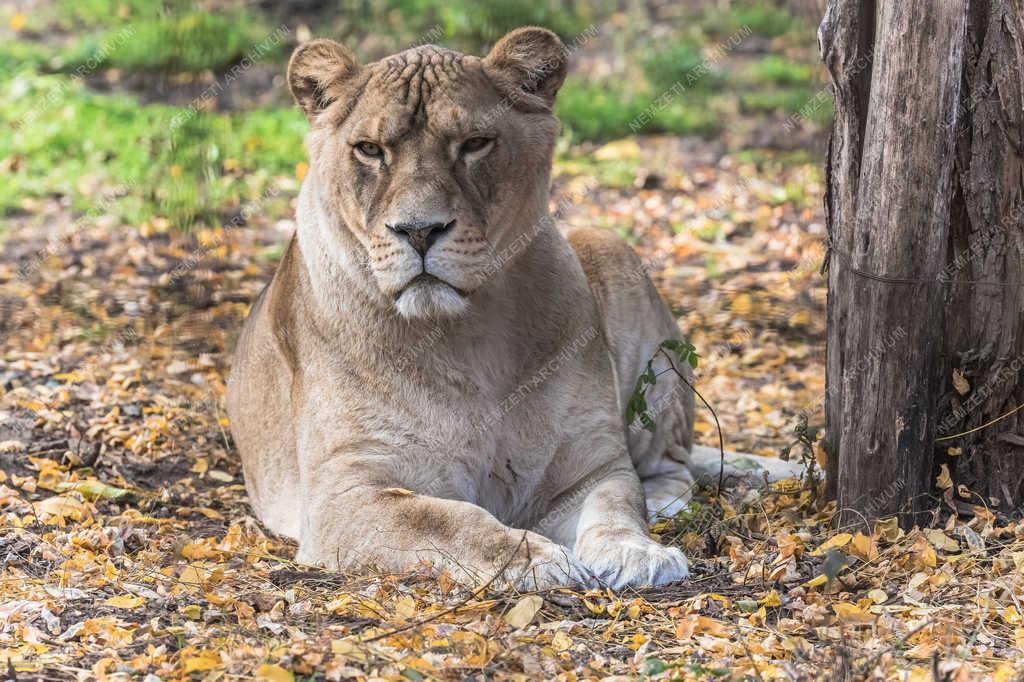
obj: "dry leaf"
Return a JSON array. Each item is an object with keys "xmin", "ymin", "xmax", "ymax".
[
  {"xmin": 504, "ymin": 595, "xmax": 543, "ymax": 629},
  {"xmin": 952, "ymin": 368, "xmax": 970, "ymax": 395},
  {"xmin": 255, "ymin": 664, "xmax": 294, "ymax": 682},
  {"xmin": 103, "ymin": 595, "xmax": 144, "ymax": 609}
]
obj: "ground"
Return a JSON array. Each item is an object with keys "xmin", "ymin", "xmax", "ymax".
[{"xmin": 2, "ymin": 1, "xmax": 1024, "ymax": 680}]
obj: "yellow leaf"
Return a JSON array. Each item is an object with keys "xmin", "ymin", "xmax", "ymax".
[
  {"xmin": 295, "ymin": 161, "xmax": 309, "ymax": 180},
  {"xmin": 832, "ymin": 602, "xmax": 872, "ymax": 623},
  {"xmin": 1003, "ymin": 605, "xmax": 1022, "ymax": 625},
  {"xmin": 55, "ymin": 480, "xmax": 129, "ymax": 500},
  {"xmin": 504, "ymin": 595, "xmax": 543, "ymax": 629},
  {"xmin": 947, "ymin": 446, "xmax": 962, "ymax": 457},
  {"xmin": 804, "ymin": 574, "xmax": 827, "ymax": 588},
  {"xmin": 994, "ymin": 662, "xmax": 1018, "ymax": 682},
  {"xmin": 759, "ymin": 590, "xmax": 782, "ymax": 608},
  {"xmin": 913, "ymin": 535, "xmax": 937, "ymax": 568},
  {"xmin": 34, "ymin": 494, "xmax": 88, "ymax": 523},
  {"xmin": 180, "ymin": 604, "xmax": 202, "ymax": 620},
  {"xmin": 811, "ymin": 533, "xmax": 852, "ymax": 556},
  {"xmin": 874, "ymin": 516, "xmax": 903, "ymax": 543},
  {"xmin": 551, "ymin": 630, "xmax": 573, "ymax": 652},
  {"xmin": 789, "ymin": 310, "xmax": 811, "ymax": 327},
  {"xmin": 331, "ymin": 639, "xmax": 367, "ymax": 663},
  {"xmin": 592, "ymin": 138, "xmax": 641, "ymax": 162},
  {"xmin": 936, "ymin": 464, "xmax": 953, "ymax": 490},
  {"xmin": 952, "ymin": 368, "xmax": 970, "ymax": 395},
  {"xmin": 181, "ymin": 540, "xmax": 220, "ymax": 561},
  {"xmin": 393, "ymin": 596, "xmax": 416, "ymax": 620},
  {"xmin": 103, "ymin": 595, "xmax": 144, "ymax": 609},
  {"xmin": 255, "ymin": 664, "xmax": 294, "ymax": 682},
  {"xmin": 867, "ymin": 589, "xmax": 888, "ymax": 604},
  {"xmin": 730, "ymin": 293, "xmax": 753, "ymax": 316},
  {"xmin": 182, "ymin": 650, "xmax": 221, "ymax": 672},
  {"xmin": 9, "ymin": 13, "xmax": 26, "ymax": 31},
  {"xmin": 676, "ymin": 615, "xmax": 730, "ymax": 639},
  {"xmin": 849, "ymin": 533, "xmax": 877, "ymax": 561}
]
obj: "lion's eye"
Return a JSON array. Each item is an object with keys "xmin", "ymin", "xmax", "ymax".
[
  {"xmin": 460, "ymin": 137, "xmax": 494, "ymax": 156},
  {"xmin": 354, "ymin": 141, "xmax": 383, "ymax": 158}
]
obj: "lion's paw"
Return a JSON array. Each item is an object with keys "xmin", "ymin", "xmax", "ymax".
[
  {"xmin": 496, "ymin": 534, "xmax": 595, "ymax": 591},
  {"xmin": 575, "ymin": 529, "xmax": 689, "ymax": 589}
]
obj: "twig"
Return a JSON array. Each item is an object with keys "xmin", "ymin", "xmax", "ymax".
[
  {"xmin": 358, "ymin": 531, "xmax": 530, "ymax": 644},
  {"xmin": 935, "ymin": 403, "xmax": 1024, "ymax": 442},
  {"xmin": 851, "ymin": 618, "xmax": 934, "ymax": 678},
  {"xmin": 659, "ymin": 348, "xmax": 726, "ymax": 495}
]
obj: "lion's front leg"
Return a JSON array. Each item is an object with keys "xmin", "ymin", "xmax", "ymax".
[
  {"xmin": 297, "ymin": 473, "xmax": 593, "ymax": 590},
  {"xmin": 569, "ymin": 468, "xmax": 689, "ymax": 589}
]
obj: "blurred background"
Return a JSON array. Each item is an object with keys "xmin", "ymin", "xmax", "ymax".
[{"xmin": 1, "ymin": 0, "xmax": 830, "ymax": 457}]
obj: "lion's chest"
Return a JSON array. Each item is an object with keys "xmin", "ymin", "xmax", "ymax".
[{"xmin": 421, "ymin": 358, "xmax": 606, "ymax": 526}]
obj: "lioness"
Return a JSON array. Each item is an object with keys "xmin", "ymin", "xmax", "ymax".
[{"xmin": 227, "ymin": 27, "xmax": 799, "ymax": 589}]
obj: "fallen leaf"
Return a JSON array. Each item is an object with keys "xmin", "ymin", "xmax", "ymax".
[
  {"xmin": 255, "ymin": 663, "xmax": 294, "ymax": 682},
  {"xmin": 34, "ymin": 494, "xmax": 88, "ymax": 523},
  {"xmin": 504, "ymin": 595, "xmax": 543, "ymax": 629},
  {"xmin": 952, "ymin": 368, "xmax": 970, "ymax": 395},
  {"xmin": 812, "ymin": 532, "xmax": 852, "ymax": 556},
  {"xmin": 103, "ymin": 595, "xmax": 144, "ymax": 609},
  {"xmin": 181, "ymin": 649, "xmax": 221, "ymax": 672},
  {"xmin": 55, "ymin": 480, "xmax": 129, "ymax": 500}
]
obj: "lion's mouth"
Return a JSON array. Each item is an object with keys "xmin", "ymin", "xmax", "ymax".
[{"xmin": 398, "ymin": 272, "xmax": 468, "ymax": 298}]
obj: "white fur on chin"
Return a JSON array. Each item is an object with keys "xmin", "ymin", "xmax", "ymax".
[{"xmin": 394, "ymin": 280, "xmax": 469, "ymax": 319}]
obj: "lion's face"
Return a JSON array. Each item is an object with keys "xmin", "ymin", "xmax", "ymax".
[{"xmin": 288, "ymin": 29, "xmax": 568, "ymax": 319}]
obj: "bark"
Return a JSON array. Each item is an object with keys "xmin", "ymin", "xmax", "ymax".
[{"xmin": 822, "ymin": 0, "xmax": 1024, "ymax": 523}]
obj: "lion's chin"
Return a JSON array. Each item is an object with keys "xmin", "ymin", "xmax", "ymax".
[{"xmin": 393, "ymin": 278, "xmax": 469, "ymax": 320}]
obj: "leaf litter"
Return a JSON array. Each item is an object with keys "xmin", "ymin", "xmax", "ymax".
[{"xmin": 1, "ymin": 137, "xmax": 1022, "ymax": 680}]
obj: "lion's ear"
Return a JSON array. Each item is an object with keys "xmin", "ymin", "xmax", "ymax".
[
  {"xmin": 287, "ymin": 39, "xmax": 360, "ymax": 119},
  {"xmin": 483, "ymin": 27, "xmax": 568, "ymax": 110}
]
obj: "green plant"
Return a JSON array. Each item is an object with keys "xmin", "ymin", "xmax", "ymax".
[
  {"xmin": 739, "ymin": 87, "xmax": 816, "ymax": 115},
  {"xmin": 642, "ymin": 41, "xmax": 722, "ymax": 94},
  {"xmin": 626, "ymin": 340, "xmax": 700, "ymax": 432},
  {"xmin": 0, "ymin": 73, "xmax": 305, "ymax": 226},
  {"xmin": 753, "ymin": 55, "xmax": 815, "ymax": 86},
  {"xmin": 59, "ymin": 8, "xmax": 276, "ymax": 74},
  {"xmin": 702, "ymin": 1, "xmax": 799, "ymax": 40},
  {"xmin": 557, "ymin": 79, "xmax": 719, "ymax": 142}
]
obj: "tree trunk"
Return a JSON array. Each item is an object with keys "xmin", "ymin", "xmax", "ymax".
[{"xmin": 821, "ymin": 0, "xmax": 1024, "ymax": 525}]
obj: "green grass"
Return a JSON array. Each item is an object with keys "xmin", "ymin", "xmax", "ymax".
[
  {"xmin": 54, "ymin": 0, "xmax": 166, "ymax": 29},
  {"xmin": 752, "ymin": 55, "xmax": 815, "ymax": 86},
  {"xmin": 0, "ymin": 0, "xmax": 828, "ymax": 235},
  {"xmin": 0, "ymin": 73, "xmax": 305, "ymax": 227},
  {"xmin": 642, "ymin": 41, "xmax": 724, "ymax": 94},
  {"xmin": 321, "ymin": 0, "xmax": 599, "ymax": 55},
  {"xmin": 429, "ymin": 0, "xmax": 595, "ymax": 47},
  {"xmin": 701, "ymin": 2, "xmax": 802, "ymax": 40},
  {"xmin": 739, "ymin": 87, "xmax": 816, "ymax": 116},
  {"xmin": 557, "ymin": 79, "xmax": 719, "ymax": 141},
  {"xmin": 0, "ymin": 39, "xmax": 49, "ymax": 74},
  {"xmin": 57, "ymin": 8, "xmax": 280, "ymax": 74}
]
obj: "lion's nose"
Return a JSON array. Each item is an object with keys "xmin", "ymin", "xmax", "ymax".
[{"xmin": 386, "ymin": 219, "xmax": 455, "ymax": 256}]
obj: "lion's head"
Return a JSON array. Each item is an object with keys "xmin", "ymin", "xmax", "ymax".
[{"xmin": 288, "ymin": 27, "xmax": 568, "ymax": 320}]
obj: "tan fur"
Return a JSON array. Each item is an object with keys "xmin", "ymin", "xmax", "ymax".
[{"xmin": 227, "ymin": 28, "xmax": 800, "ymax": 589}]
